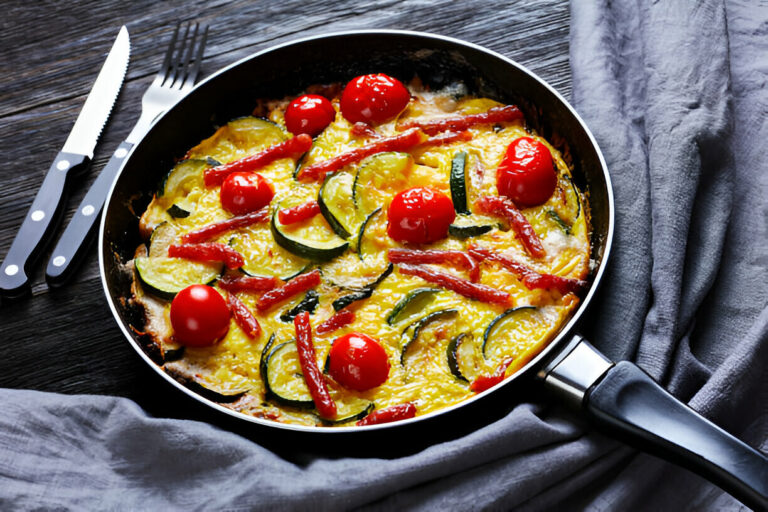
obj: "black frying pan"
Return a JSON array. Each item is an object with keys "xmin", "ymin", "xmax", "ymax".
[{"xmin": 99, "ymin": 31, "xmax": 767, "ymax": 510}]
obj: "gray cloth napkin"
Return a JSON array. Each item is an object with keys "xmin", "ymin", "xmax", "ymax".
[{"xmin": 1, "ymin": 0, "xmax": 766, "ymax": 510}]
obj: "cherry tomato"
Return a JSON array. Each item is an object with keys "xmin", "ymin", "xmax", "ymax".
[
  {"xmin": 284, "ymin": 94, "xmax": 336, "ymax": 137},
  {"xmin": 328, "ymin": 333, "xmax": 390, "ymax": 391},
  {"xmin": 340, "ymin": 73, "xmax": 411, "ymax": 124},
  {"xmin": 170, "ymin": 285, "xmax": 230, "ymax": 346},
  {"xmin": 387, "ymin": 187, "xmax": 455, "ymax": 244},
  {"xmin": 220, "ymin": 172, "xmax": 274, "ymax": 215},
  {"xmin": 496, "ymin": 137, "xmax": 556, "ymax": 207}
]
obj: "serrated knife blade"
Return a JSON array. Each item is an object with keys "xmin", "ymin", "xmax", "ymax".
[
  {"xmin": 0, "ymin": 26, "xmax": 130, "ymax": 299},
  {"xmin": 63, "ymin": 26, "xmax": 130, "ymax": 158}
]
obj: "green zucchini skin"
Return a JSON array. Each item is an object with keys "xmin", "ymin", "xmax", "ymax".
[
  {"xmin": 259, "ymin": 333, "xmax": 276, "ymax": 384},
  {"xmin": 448, "ymin": 223, "xmax": 494, "ymax": 239},
  {"xmin": 400, "ymin": 308, "xmax": 459, "ymax": 365},
  {"xmin": 547, "ymin": 209, "xmax": 571, "ymax": 235},
  {"xmin": 134, "ymin": 256, "xmax": 223, "ymax": 300},
  {"xmin": 332, "ymin": 263, "xmax": 393, "ymax": 311},
  {"xmin": 166, "ymin": 204, "xmax": 191, "ymax": 218},
  {"xmin": 262, "ymin": 340, "xmax": 315, "ymax": 408},
  {"xmin": 356, "ymin": 207, "xmax": 382, "ymax": 261},
  {"xmin": 280, "ymin": 290, "xmax": 320, "ymax": 322},
  {"xmin": 446, "ymin": 332, "xmax": 471, "ymax": 382},
  {"xmin": 450, "ymin": 151, "xmax": 469, "ymax": 215},
  {"xmin": 386, "ymin": 287, "xmax": 441, "ymax": 325},
  {"xmin": 321, "ymin": 400, "xmax": 375, "ymax": 425},
  {"xmin": 317, "ymin": 171, "xmax": 359, "ymax": 240},
  {"xmin": 482, "ymin": 306, "xmax": 537, "ymax": 358},
  {"xmin": 270, "ymin": 206, "xmax": 349, "ymax": 262}
]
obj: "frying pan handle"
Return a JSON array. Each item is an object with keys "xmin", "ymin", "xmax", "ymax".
[{"xmin": 540, "ymin": 336, "xmax": 768, "ymax": 511}]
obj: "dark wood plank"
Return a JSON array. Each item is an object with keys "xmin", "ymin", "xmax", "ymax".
[{"xmin": 0, "ymin": 0, "xmax": 570, "ymax": 420}]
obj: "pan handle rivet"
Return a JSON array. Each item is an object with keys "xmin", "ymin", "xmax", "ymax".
[
  {"xmin": 57, "ymin": 160, "xmax": 70, "ymax": 171},
  {"xmin": 4, "ymin": 265, "xmax": 19, "ymax": 276},
  {"xmin": 115, "ymin": 147, "xmax": 128, "ymax": 158},
  {"xmin": 52, "ymin": 256, "xmax": 66, "ymax": 267},
  {"xmin": 31, "ymin": 210, "xmax": 45, "ymax": 221},
  {"xmin": 81, "ymin": 205, "xmax": 95, "ymax": 216}
]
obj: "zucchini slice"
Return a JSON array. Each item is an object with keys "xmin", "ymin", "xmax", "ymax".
[
  {"xmin": 271, "ymin": 200, "xmax": 349, "ymax": 262},
  {"xmin": 134, "ymin": 256, "xmax": 223, "ymax": 300},
  {"xmin": 280, "ymin": 290, "xmax": 320, "ymax": 322},
  {"xmin": 318, "ymin": 171, "xmax": 362, "ymax": 239},
  {"xmin": 357, "ymin": 207, "xmax": 383, "ymax": 261},
  {"xmin": 159, "ymin": 158, "xmax": 209, "ymax": 197},
  {"xmin": 322, "ymin": 397, "xmax": 374, "ymax": 425},
  {"xmin": 186, "ymin": 116, "xmax": 288, "ymax": 164},
  {"xmin": 386, "ymin": 287, "xmax": 442, "ymax": 326},
  {"xmin": 547, "ymin": 209, "xmax": 571, "ymax": 235},
  {"xmin": 230, "ymin": 231, "xmax": 310, "ymax": 280},
  {"xmin": 263, "ymin": 340, "xmax": 315, "ymax": 408},
  {"xmin": 482, "ymin": 306, "xmax": 539, "ymax": 358},
  {"xmin": 450, "ymin": 151, "xmax": 469, "ymax": 215},
  {"xmin": 332, "ymin": 263, "xmax": 393, "ymax": 311},
  {"xmin": 400, "ymin": 308, "xmax": 458, "ymax": 365},
  {"xmin": 148, "ymin": 222, "xmax": 179, "ymax": 257},
  {"xmin": 353, "ymin": 152, "xmax": 413, "ymax": 214},
  {"xmin": 448, "ymin": 214, "xmax": 496, "ymax": 239},
  {"xmin": 446, "ymin": 332, "xmax": 483, "ymax": 383},
  {"xmin": 166, "ymin": 204, "xmax": 192, "ymax": 219}
]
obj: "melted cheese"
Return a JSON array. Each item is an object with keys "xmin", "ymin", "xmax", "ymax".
[{"xmin": 133, "ymin": 81, "xmax": 591, "ymax": 427}]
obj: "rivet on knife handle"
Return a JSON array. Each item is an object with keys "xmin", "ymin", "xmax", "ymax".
[
  {"xmin": 46, "ymin": 142, "xmax": 134, "ymax": 286},
  {"xmin": 0, "ymin": 152, "xmax": 89, "ymax": 297}
]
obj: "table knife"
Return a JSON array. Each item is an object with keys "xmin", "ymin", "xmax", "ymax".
[{"xmin": 0, "ymin": 26, "xmax": 130, "ymax": 298}]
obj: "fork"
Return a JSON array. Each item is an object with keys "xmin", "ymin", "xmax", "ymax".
[{"xmin": 45, "ymin": 22, "xmax": 208, "ymax": 286}]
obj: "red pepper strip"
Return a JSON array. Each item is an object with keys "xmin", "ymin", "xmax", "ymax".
[
  {"xmin": 277, "ymin": 200, "xmax": 321, "ymax": 225},
  {"xmin": 388, "ymin": 248, "xmax": 480, "ymax": 282},
  {"xmin": 218, "ymin": 274, "xmax": 280, "ymax": 294},
  {"xmin": 168, "ymin": 243, "xmax": 244, "ymax": 269},
  {"xmin": 397, "ymin": 263, "xmax": 511, "ymax": 306},
  {"xmin": 256, "ymin": 269, "xmax": 321, "ymax": 311},
  {"xmin": 351, "ymin": 122, "xmax": 380, "ymax": 138},
  {"xmin": 397, "ymin": 105, "xmax": 523, "ymax": 135},
  {"xmin": 297, "ymin": 128, "xmax": 427, "ymax": 181},
  {"xmin": 294, "ymin": 311, "xmax": 337, "ymax": 419},
  {"xmin": 204, "ymin": 134, "xmax": 312, "ymax": 187},
  {"xmin": 467, "ymin": 245, "xmax": 586, "ymax": 294},
  {"xmin": 470, "ymin": 357, "xmax": 514, "ymax": 393},
  {"xmin": 226, "ymin": 292, "xmax": 261, "ymax": 338},
  {"xmin": 475, "ymin": 196, "xmax": 546, "ymax": 259},
  {"xmin": 316, "ymin": 309, "xmax": 355, "ymax": 335},
  {"xmin": 356, "ymin": 402, "xmax": 417, "ymax": 426},
  {"xmin": 418, "ymin": 130, "xmax": 473, "ymax": 148},
  {"xmin": 181, "ymin": 208, "xmax": 270, "ymax": 244}
]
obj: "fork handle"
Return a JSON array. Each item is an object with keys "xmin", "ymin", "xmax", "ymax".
[
  {"xmin": 0, "ymin": 152, "xmax": 89, "ymax": 298},
  {"xmin": 46, "ymin": 142, "xmax": 133, "ymax": 286}
]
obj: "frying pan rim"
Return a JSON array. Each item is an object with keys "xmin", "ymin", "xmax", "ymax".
[{"xmin": 99, "ymin": 28, "xmax": 615, "ymax": 433}]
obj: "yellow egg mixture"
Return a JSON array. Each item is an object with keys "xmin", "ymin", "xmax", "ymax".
[{"xmin": 131, "ymin": 81, "xmax": 590, "ymax": 427}]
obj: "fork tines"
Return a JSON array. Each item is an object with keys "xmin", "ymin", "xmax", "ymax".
[{"xmin": 158, "ymin": 22, "xmax": 209, "ymax": 91}]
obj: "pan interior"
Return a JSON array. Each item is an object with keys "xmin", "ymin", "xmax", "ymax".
[{"xmin": 101, "ymin": 31, "xmax": 612, "ymax": 432}]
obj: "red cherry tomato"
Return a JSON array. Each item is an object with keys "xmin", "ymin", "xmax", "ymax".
[
  {"xmin": 387, "ymin": 187, "xmax": 455, "ymax": 244},
  {"xmin": 284, "ymin": 94, "xmax": 336, "ymax": 137},
  {"xmin": 340, "ymin": 73, "xmax": 411, "ymax": 124},
  {"xmin": 220, "ymin": 172, "xmax": 274, "ymax": 215},
  {"xmin": 496, "ymin": 137, "xmax": 557, "ymax": 207},
  {"xmin": 328, "ymin": 333, "xmax": 390, "ymax": 391},
  {"xmin": 170, "ymin": 285, "xmax": 230, "ymax": 346}
]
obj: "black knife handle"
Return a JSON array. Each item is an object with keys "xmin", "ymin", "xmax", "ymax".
[
  {"xmin": 584, "ymin": 362, "xmax": 768, "ymax": 511},
  {"xmin": 0, "ymin": 152, "xmax": 89, "ymax": 298},
  {"xmin": 46, "ymin": 141, "xmax": 133, "ymax": 286}
]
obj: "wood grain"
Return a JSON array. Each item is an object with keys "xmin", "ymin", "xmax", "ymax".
[{"xmin": 0, "ymin": 0, "xmax": 570, "ymax": 423}]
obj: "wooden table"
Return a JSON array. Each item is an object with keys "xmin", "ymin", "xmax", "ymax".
[{"xmin": 0, "ymin": 0, "xmax": 570, "ymax": 428}]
